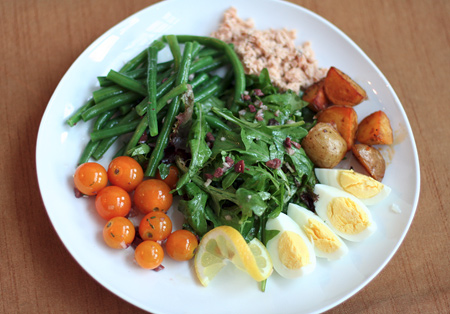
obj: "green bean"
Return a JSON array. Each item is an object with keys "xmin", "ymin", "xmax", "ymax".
[
  {"xmin": 78, "ymin": 110, "xmax": 116, "ymax": 164},
  {"xmin": 205, "ymin": 115, "xmax": 232, "ymax": 132},
  {"xmin": 142, "ymin": 57, "xmax": 213, "ymax": 115},
  {"xmin": 94, "ymin": 77, "xmax": 146, "ymax": 103},
  {"xmin": 92, "ymin": 110, "xmax": 139, "ymax": 160},
  {"xmin": 123, "ymin": 116, "xmax": 148, "ymax": 155},
  {"xmin": 145, "ymin": 42, "xmax": 194, "ymax": 177},
  {"xmin": 91, "ymin": 118, "xmax": 121, "ymax": 159},
  {"xmin": 97, "ymin": 76, "xmax": 113, "ymax": 87},
  {"xmin": 124, "ymin": 108, "xmax": 170, "ymax": 156},
  {"xmin": 119, "ymin": 103, "xmax": 134, "ymax": 115},
  {"xmin": 123, "ymin": 68, "xmax": 147, "ymax": 79},
  {"xmin": 215, "ymin": 67, "xmax": 234, "ymax": 96},
  {"xmin": 191, "ymin": 41, "xmax": 202, "ymax": 59},
  {"xmin": 135, "ymin": 57, "xmax": 213, "ymax": 115},
  {"xmin": 67, "ymin": 98, "xmax": 95, "ymax": 127},
  {"xmin": 172, "ymin": 35, "xmax": 246, "ymax": 103},
  {"xmin": 190, "ymin": 56, "xmax": 214, "ymax": 73},
  {"xmin": 93, "ymin": 85, "xmax": 127, "ymax": 103},
  {"xmin": 137, "ymin": 83, "xmax": 188, "ymax": 116},
  {"xmin": 97, "ymin": 68, "xmax": 147, "ymax": 87},
  {"xmin": 195, "ymin": 55, "xmax": 228, "ymax": 74},
  {"xmin": 100, "ymin": 59, "xmax": 174, "ymax": 88},
  {"xmin": 146, "ymin": 46, "xmax": 159, "ymax": 137},
  {"xmin": 194, "ymin": 83, "xmax": 221, "ymax": 103},
  {"xmin": 156, "ymin": 75, "xmax": 176, "ymax": 97},
  {"xmin": 190, "ymin": 72, "xmax": 210, "ymax": 90},
  {"xmin": 135, "ymin": 75, "xmax": 176, "ymax": 116},
  {"xmin": 119, "ymin": 39, "xmax": 165, "ymax": 73},
  {"xmin": 196, "ymin": 75, "xmax": 221, "ymax": 91},
  {"xmin": 90, "ymin": 119, "xmax": 141, "ymax": 142},
  {"xmin": 113, "ymin": 143, "xmax": 127, "ymax": 159},
  {"xmin": 197, "ymin": 47, "xmax": 221, "ymax": 58},
  {"xmin": 118, "ymin": 49, "xmax": 147, "ymax": 74},
  {"xmin": 81, "ymin": 92, "xmax": 142, "ymax": 121},
  {"xmin": 158, "ymin": 83, "xmax": 189, "ymax": 110},
  {"xmin": 135, "ymin": 97, "xmax": 149, "ymax": 116},
  {"xmin": 157, "ymin": 60, "xmax": 173, "ymax": 72},
  {"xmin": 166, "ymin": 35, "xmax": 181, "ymax": 72},
  {"xmin": 78, "ymin": 141, "xmax": 100, "ymax": 165},
  {"xmin": 106, "ymin": 70, "xmax": 147, "ymax": 96},
  {"xmin": 94, "ymin": 110, "xmax": 116, "ymax": 129}
]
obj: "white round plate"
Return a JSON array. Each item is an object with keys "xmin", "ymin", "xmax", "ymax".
[{"xmin": 36, "ymin": 0, "xmax": 420, "ymax": 313}]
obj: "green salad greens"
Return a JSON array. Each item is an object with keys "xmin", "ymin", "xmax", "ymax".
[
  {"xmin": 67, "ymin": 36, "xmax": 318, "ymax": 247},
  {"xmin": 144, "ymin": 66, "xmax": 318, "ymax": 245}
]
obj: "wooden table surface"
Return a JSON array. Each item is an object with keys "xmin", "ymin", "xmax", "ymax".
[{"xmin": 1, "ymin": 0, "xmax": 449, "ymax": 313}]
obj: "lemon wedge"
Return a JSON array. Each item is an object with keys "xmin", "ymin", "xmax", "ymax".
[{"xmin": 194, "ymin": 226, "xmax": 273, "ymax": 286}]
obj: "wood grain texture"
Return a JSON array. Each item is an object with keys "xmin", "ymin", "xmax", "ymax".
[{"xmin": 0, "ymin": 0, "xmax": 449, "ymax": 313}]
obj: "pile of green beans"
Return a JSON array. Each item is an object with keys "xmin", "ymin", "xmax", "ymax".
[{"xmin": 66, "ymin": 35, "xmax": 244, "ymax": 171}]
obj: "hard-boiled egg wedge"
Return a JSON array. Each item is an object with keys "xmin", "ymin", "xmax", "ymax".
[
  {"xmin": 314, "ymin": 184, "xmax": 377, "ymax": 242},
  {"xmin": 287, "ymin": 203, "xmax": 348, "ymax": 261},
  {"xmin": 315, "ymin": 168, "xmax": 391, "ymax": 206},
  {"xmin": 266, "ymin": 213, "xmax": 316, "ymax": 279}
]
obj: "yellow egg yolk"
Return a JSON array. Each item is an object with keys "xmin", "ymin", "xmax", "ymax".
[
  {"xmin": 278, "ymin": 231, "xmax": 310, "ymax": 269},
  {"xmin": 338, "ymin": 170, "xmax": 383, "ymax": 199},
  {"xmin": 302, "ymin": 219, "xmax": 341, "ymax": 253},
  {"xmin": 327, "ymin": 197, "xmax": 370, "ymax": 234}
]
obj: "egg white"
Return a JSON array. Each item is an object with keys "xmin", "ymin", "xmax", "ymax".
[
  {"xmin": 287, "ymin": 203, "xmax": 348, "ymax": 261},
  {"xmin": 315, "ymin": 168, "xmax": 391, "ymax": 206},
  {"xmin": 266, "ymin": 213, "xmax": 316, "ymax": 278},
  {"xmin": 314, "ymin": 184, "xmax": 377, "ymax": 242}
]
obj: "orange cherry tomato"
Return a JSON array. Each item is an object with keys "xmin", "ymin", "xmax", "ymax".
[
  {"xmin": 165, "ymin": 230, "xmax": 198, "ymax": 261},
  {"xmin": 73, "ymin": 162, "xmax": 108, "ymax": 196},
  {"xmin": 139, "ymin": 211, "xmax": 172, "ymax": 242},
  {"xmin": 107, "ymin": 156, "xmax": 144, "ymax": 192},
  {"xmin": 134, "ymin": 240, "xmax": 164, "ymax": 269},
  {"xmin": 103, "ymin": 217, "xmax": 135, "ymax": 249},
  {"xmin": 134, "ymin": 179, "xmax": 173, "ymax": 214},
  {"xmin": 156, "ymin": 165, "xmax": 179, "ymax": 189},
  {"xmin": 95, "ymin": 186, "xmax": 131, "ymax": 220}
]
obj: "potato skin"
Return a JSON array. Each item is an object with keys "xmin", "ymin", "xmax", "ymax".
[
  {"xmin": 352, "ymin": 144, "xmax": 386, "ymax": 181},
  {"xmin": 302, "ymin": 122, "xmax": 348, "ymax": 168},
  {"xmin": 316, "ymin": 105, "xmax": 358, "ymax": 151},
  {"xmin": 302, "ymin": 79, "xmax": 330, "ymax": 112},
  {"xmin": 356, "ymin": 110, "xmax": 393, "ymax": 145},
  {"xmin": 324, "ymin": 67, "xmax": 367, "ymax": 106}
]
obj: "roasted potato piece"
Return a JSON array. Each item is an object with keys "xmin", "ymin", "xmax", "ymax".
[
  {"xmin": 316, "ymin": 105, "xmax": 358, "ymax": 151},
  {"xmin": 302, "ymin": 122, "xmax": 347, "ymax": 168},
  {"xmin": 324, "ymin": 67, "xmax": 367, "ymax": 106},
  {"xmin": 302, "ymin": 79, "xmax": 330, "ymax": 112},
  {"xmin": 352, "ymin": 144, "xmax": 386, "ymax": 181},
  {"xmin": 356, "ymin": 110, "xmax": 393, "ymax": 145}
]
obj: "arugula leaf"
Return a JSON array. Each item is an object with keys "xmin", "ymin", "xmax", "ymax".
[
  {"xmin": 178, "ymin": 182, "xmax": 208, "ymax": 236},
  {"xmin": 188, "ymin": 104, "xmax": 212, "ymax": 176},
  {"xmin": 212, "ymin": 130, "xmax": 270, "ymax": 165},
  {"xmin": 286, "ymin": 147, "xmax": 314, "ymax": 180},
  {"xmin": 177, "ymin": 104, "xmax": 212, "ymax": 190},
  {"xmin": 211, "ymin": 107, "xmax": 273, "ymax": 144},
  {"xmin": 262, "ymin": 91, "xmax": 308, "ymax": 113},
  {"xmin": 126, "ymin": 143, "xmax": 150, "ymax": 157},
  {"xmin": 240, "ymin": 166, "xmax": 278, "ymax": 191},
  {"xmin": 264, "ymin": 229, "xmax": 280, "ymax": 246},
  {"xmin": 157, "ymin": 163, "xmax": 171, "ymax": 180},
  {"xmin": 200, "ymin": 96, "xmax": 226, "ymax": 113},
  {"xmin": 246, "ymin": 68, "xmax": 278, "ymax": 95},
  {"xmin": 222, "ymin": 171, "xmax": 240, "ymax": 189},
  {"xmin": 236, "ymin": 188, "xmax": 267, "ymax": 217},
  {"xmin": 271, "ymin": 124, "xmax": 308, "ymax": 143},
  {"xmin": 240, "ymin": 216, "xmax": 257, "ymax": 242}
]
